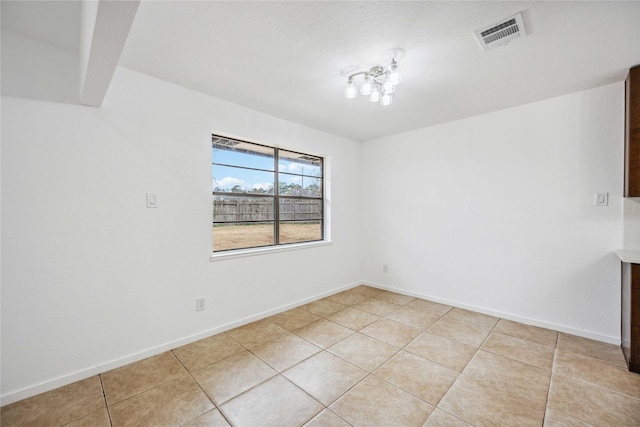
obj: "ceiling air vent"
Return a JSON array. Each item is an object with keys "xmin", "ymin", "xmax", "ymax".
[{"xmin": 474, "ymin": 12, "xmax": 526, "ymax": 51}]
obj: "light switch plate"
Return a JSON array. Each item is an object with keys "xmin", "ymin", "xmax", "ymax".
[
  {"xmin": 595, "ymin": 192, "xmax": 608, "ymax": 206},
  {"xmin": 146, "ymin": 193, "xmax": 157, "ymax": 208}
]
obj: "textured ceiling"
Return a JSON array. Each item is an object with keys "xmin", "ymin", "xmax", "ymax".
[
  {"xmin": 118, "ymin": 1, "xmax": 640, "ymax": 141},
  {"xmin": 3, "ymin": 1, "xmax": 640, "ymax": 142}
]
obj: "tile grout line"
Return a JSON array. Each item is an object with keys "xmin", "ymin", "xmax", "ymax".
[
  {"xmin": 286, "ymin": 316, "xmax": 359, "ymax": 350},
  {"xmin": 211, "ymin": 316, "xmax": 338, "ymax": 409},
  {"xmin": 219, "ymin": 296, "xmax": 634, "ymax": 426},
  {"xmin": 553, "ymin": 340, "xmax": 640, "ymax": 400},
  {"xmin": 434, "ymin": 407, "xmax": 478, "ymax": 427},
  {"xmin": 544, "ymin": 359, "xmax": 598, "ymax": 427},
  {"xmin": 381, "ymin": 310, "xmax": 458, "ymax": 407},
  {"xmin": 97, "ymin": 374, "xmax": 114, "ymax": 427},
  {"xmin": 195, "ymin": 298, "xmax": 368, "ymax": 425},
  {"xmin": 546, "ymin": 349, "xmax": 602, "ymax": 427},
  {"xmin": 243, "ymin": 337, "xmax": 321, "ymax": 375},
  {"xmin": 182, "ymin": 333, "xmax": 247, "ymax": 372},
  {"xmin": 255, "ymin": 306, "xmax": 373, "ymax": 372},
  {"xmin": 475, "ymin": 317, "xmax": 553, "ymax": 424},
  {"xmin": 540, "ymin": 337, "xmax": 560, "ymax": 426},
  {"xmin": 454, "ymin": 314, "xmax": 500, "ymax": 378},
  {"xmin": 254, "ymin": 314, "xmax": 392, "ymax": 419},
  {"xmin": 102, "ymin": 352, "xmax": 193, "ymax": 409},
  {"xmin": 548, "ymin": 408, "xmax": 597, "ymax": 427},
  {"xmin": 398, "ymin": 308, "xmax": 458, "ymax": 374},
  {"xmin": 552, "ymin": 371, "xmax": 640, "ymax": 402},
  {"xmin": 289, "ymin": 297, "xmax": 384, "ymax": 350},
  {"xmin": 355, "ymin": 303, "xmax": 457, "ymax": 425},
  {"xmin": 170, "ymin": 348, "xmax": 237, "ymax": 427},
  {"xmin": 368, "ymin": 369, "xmax": 439, "ymax": 412},
  {"xmin": 478, "ymin": 333, "xmax": 556, "ymax": 372},
  {"xmin": 558, "ymin": 346, "xmax": 632, "ymax": 370},
  {"xmin": 190, "ymin": 333, "xmax": 291, "ymax": 426},
  {"xmin": 8, "ymin": 286, "xmax": 631, "ymax": 426},
  {"xmin": 428, "ymin": 314, "xmax": 501, "ymax": 425},
  {"xmin": 276, "ymin": 374, "xmax": 327, "ymax": 427},
  {"xmin": 273, "ymin": 289, "xmax": 402, "ymax": 426},
  {"xmin": 365, "ymin": 300, "xmax": 477, "ymax": 419}
]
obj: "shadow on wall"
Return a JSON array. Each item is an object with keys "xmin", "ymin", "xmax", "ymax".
[{"xmin": 2, "ymin": 32, "xmax": 80, "ymax": 105}]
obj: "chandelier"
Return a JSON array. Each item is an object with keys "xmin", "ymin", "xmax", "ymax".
[{"xmin": 344, "ymin": 58, "xmax": 402, "ymax": 106}]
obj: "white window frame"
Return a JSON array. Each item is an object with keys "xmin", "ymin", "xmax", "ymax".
[{"xmin": 210, "ymin": 134, "xmax": 331, "ymax": 261}]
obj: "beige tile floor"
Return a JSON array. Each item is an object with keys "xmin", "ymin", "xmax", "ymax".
[{"xmin": 2, "ymin": 285, "xmax": 640, "ymax": 426}]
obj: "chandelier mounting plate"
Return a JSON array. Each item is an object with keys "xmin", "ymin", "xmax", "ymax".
[{"xmin": 369, "ymin": 66, "xmax": 385, "ymax": 78}]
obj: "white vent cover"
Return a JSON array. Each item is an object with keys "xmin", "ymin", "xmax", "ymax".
[{"xmin": 474, "ymin": 12, "xmax": 527, "ymax": 51}]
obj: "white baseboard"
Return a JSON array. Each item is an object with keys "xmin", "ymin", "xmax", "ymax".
[
  {"xmin": 0, "ymin": 280, "xmax": 362, "ymax": 406},
  {"xmin": 362, "ymin": 280, "xmax": 621, "ymax": 346},
  {"xmin": 3, "ymin": 278, "xmax": 620, "ymax": 406}
]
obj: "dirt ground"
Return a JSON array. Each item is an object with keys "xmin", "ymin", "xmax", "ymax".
[{"xmin": 213, "ymin": 223, "xmax": 321, "ymax": 251}]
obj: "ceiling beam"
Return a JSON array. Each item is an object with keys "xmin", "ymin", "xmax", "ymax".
[{"xmin": 79, "ymin": 0, "xmax": 140, "ymax": 107}]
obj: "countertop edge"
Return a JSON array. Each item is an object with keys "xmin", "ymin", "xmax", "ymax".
[{"xmin": 615, "ymin": 249, "xmax": 640, "ymax": 264}]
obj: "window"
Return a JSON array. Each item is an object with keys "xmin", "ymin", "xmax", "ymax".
[{"xmin": 212, "ymin": 135, "xmax": 324, "ymax": 252}]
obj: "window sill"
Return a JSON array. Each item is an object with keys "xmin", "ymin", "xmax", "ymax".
[{"xmin": 210, "ymin": 240, "xmax": 332, "ymax": 262}]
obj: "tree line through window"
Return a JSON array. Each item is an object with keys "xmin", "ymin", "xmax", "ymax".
[{"xmin": 212, "ymin": 135, "xmax": 324, "ymax": 251}]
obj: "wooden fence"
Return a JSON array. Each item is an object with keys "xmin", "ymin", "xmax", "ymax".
[{"xmin": 213, "ymin": 199, "xmax": 321, "ymax": 222}]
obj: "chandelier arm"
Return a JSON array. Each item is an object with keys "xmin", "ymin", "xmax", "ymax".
[
  {"xmin": 343, "ymin": 52, "xmax": 402, "ymax": 106},
  {"xmin": 347, "ymin": 71, "xmax": 371, "ymax": 80}
]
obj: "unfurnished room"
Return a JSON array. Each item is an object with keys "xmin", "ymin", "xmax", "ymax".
[{"xmin": 2, "ymin": 1, "xmax": 640, "ymax": 426}]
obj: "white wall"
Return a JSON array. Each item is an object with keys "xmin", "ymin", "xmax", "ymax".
[
  {"xmin": 1, "ymin": 66, "xmax": 362, "ymax": 403},
  {"xmin": 1, "ymin": 30, "xmax": 627, "ymax": 406},
  {"xmin": 1, "ymin": 31, "xmax": 79, "ymax": 104},
  {"xmin": 360, "ymin": 83, "xmax": 624, "ymax": 343}
]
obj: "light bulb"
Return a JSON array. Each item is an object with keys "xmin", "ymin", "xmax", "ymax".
[
  {"xmin": 389, "ymin": 59, "xmax": 401, "ymax": 85},
  {"xmin": 361, "ymin": 75, "xmax": 372, "ymax": 96},
  {"xmin": 383, "ymin": 78, "xmax": 395, "ymax": 94},
  {"xmin": 369, "ymin": 84, "xmax": 381, "ymax": 102},
  {"xmin": 381, "ymin": 93, "xmax": 392, "ymax": 106},
  {"xmin": 344, "ymin": 79, "xmax": 357, "ymax": 99}
]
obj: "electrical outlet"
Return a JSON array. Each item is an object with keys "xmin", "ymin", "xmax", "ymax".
[
  {"xmin": 383, "ymin": 264, "xmax": 389, "ymax": 273},
  {"xmin": 196, "ymin": 297, "xmax": 205, "ymax": 311}
]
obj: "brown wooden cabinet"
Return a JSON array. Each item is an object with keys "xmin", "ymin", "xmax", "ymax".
[
  {"xmin": 622, "ymin": 263, "xmax": 640, "ymax": 373},
  {"xmin": 623, "ymin": 65, "xmax": 640, "ymax": 372},
  {"xmin": 625, "ymin": 65, "xmax": 640, "ymax": 197}
]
